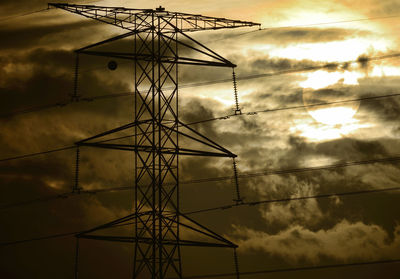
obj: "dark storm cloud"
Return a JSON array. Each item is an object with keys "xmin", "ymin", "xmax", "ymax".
[
  {"xmin": 0, "ymin": 20, "xmax": 103, "ymax": 51},
  {"xmin": 0, "ymin": 160, "xmax": 132, "ymax": 278},
  {"xmin": 317, "ymin": 138, "xmax": 388, "ymax": 160},
  {"xmin": 190, "ymin": 73, "xmax": 400, "ymax": 238},
  {"xmin": 0, "ymin": 0, "xmax": 98, "ymax": 17},
  {"xmin": 245, "ymin": 86, "xmax": 303, "ymax": 110},
  {"xmin": 265, "ymin": 27, "xmax": 364, "ymax": 44},
  {"xmin": 0, "ymin": 47, "xmax": 132, "ymax": 112},
  {"xmin": 179, "ymin": 96, "xmax": 224, "ymax": 142},
  {"xmin": 250, "ymin": 55, "xmax": 319, "ymax": 72},
  {"xmin": 0, "ymin": 44, "xmax": 136, "ymax": 203},
  {"xmin": 180, "ymin": 97, "xmax": 217, "ymax": 123},
  {"xmin": 178, "ymin": 33, "xmax": 365, "ymax": 86},
  {"xmin": 367, "ymin": 0, "xmax": 400, "ymax": 15},
  {"xmin": 0, "ymin": 0, "xmax": 47, "ymax": 15},
  {"xmin": 303, "ymin": 87, "xmax": 356, "ymax": 103},
  {"xmin": 382, "ymin": 3, "xmax": 400, "ymax": 15},
  {"xmin": 0, "ymin": 68, "xmax": 71, "ymax": 113},
  {"xmin": 215, "ymin": 117, "xmax": 273, "ymax": 149},
  {"xmin": 223, "ymin": 27, "xmax": 369, "ymax": 47},
  {"xmin": 0, "ymin": 42, "xmax": 138, "ymax": 278},
  {"xmin": 273, "ymin": 135, "xmax": 390, "ymax": 172},
  {"xmin": 337, "ymin": 77, "xmax": 400, "ymax": 134},
  {"xmin": 361, "ymin": 96, "xmax": 400, "ymax": 124},
  {"xmin": 226, "ymin": 126, "xmax": 400, "ymax": 263},
  {"xmin": 237, "ymin": 52, "xmax": 377, "ymax": 78}
]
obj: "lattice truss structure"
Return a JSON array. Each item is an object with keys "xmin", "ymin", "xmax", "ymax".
[{"xmin": 49, "ymin": 3, "xmax": 260, "ymax": 278}]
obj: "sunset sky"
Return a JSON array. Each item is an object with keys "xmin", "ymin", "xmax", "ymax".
[{"xmin": 1, "ymin": 0, "xmax": 400, "ymax": 278}]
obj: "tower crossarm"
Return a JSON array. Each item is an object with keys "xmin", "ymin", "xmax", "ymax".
[
  {"xmin": 161, "ymin": 12, "xmax": 261, "ymax": 32},
  {"xmin": 48, "ymin": 3, "xmax": 261, "ymax": 32},
  {"xmin": 48, "ymin": 3, "xmax": 153, "ymax": 31}
]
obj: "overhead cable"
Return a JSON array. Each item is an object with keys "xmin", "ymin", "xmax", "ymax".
[
  {"xmin": 180, "ymin": 258, "xmax": 400, "ymax": 279},
  {"xmin": 0, "ymin": 146, "xmax": 75, "ymax": 163},
  {"xmin": 1, "ymin": 156, "xmax": 399, "ymax": 211},
  {"xmin": 1, "ymin": 90, "xmax": 400, "ymax": 164},
  {"xmin": 2, "ymin": 52, "xmax": 400, "ymax": 120},
  {"xmin": 184, "ymin": 186, "xmax": 400, "ymax": 215}
]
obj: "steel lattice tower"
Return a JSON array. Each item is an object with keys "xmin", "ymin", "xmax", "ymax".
[{"xmin": 49, "ymin": 3, "xmax": 260, "ymax": 278}]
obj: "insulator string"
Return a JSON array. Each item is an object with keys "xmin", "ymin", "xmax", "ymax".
[
  {"xmin": 232, "ymin": 68, "xmax": 241, "ymax": 115},
  {"xmin": 232, "ymin": 158, "xmax": 243, "ymax": 204}
]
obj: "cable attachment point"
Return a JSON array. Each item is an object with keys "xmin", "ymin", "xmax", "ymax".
[
  {"xmin": 71, "ymin": 53, "xmax": 81, "ymax": 102},
  {"xmin": 73, "ymin": 146, "xmax": 82, "ymax": 193},
  {"xmin": 232, "ymin": 158, "xmax": 243, "ymax": 204},
  {"xmin": 232, "ymin": 68, "xmax": 242, "ymax": 115}
]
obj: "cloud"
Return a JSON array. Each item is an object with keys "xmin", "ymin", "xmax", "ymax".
[
  {"xmin": 0, "ymin": 19, "xmax": 103, "ymax": 51},
  {"xmin": 0, "ymin": 0, "xmax": 47, "ymax": 15},
  {"xmin": 244, "ymin": 27, "xmax": 369, "ymax": 46},
  {"xmin": 259, "ymin": 179, "xmax": 324, "ymax": 226},
  {"xmin": 232, "ymin": 220, "xmax": 400, "ymax": 262},
  {"xmin": 339, "ymin": 0, "xmax": 400, "ymax": 16}
]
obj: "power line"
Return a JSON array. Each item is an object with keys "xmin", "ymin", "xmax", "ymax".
[
  {"xmin": 2, "ymin": 86, "xmax": 400, "ymax": 131},
  {"xmin": 2, "ymin": 232, "xmax": 399, "ymax": 279},
  {"xmin": 0, "ymin": 8, "xmax": 50, "ymax": 23},
  {"xmin": 0, "ymin": 192, "xmax": 72, "ymax": 211},
  {"xmin": 180, "ymin": 258, "xmax": 400, "ymax": 279},
  {"xmin": 84, "ymin": 51, "xmax": 400, "ymax": 100},
  {"xmin": 0, "ymin": 10, "xmax": 399, "ymax": 221},
  {"xmin": 0, "ymin": 146, "xmax": 75, "ymax": 163},
  {"xmin": 230, "ymin": 14, "xmax": 400, "ymax": 42},
  {"xmin": 0, "ymin": 228, "xmax": 400, "ymax": 279},
  {"xmin": 1, "ymin": 89, "xmax": 399, "ymax": 165},
  {"xmin": 2, "ymin": 155, "xmax": 399, "ymax": 211},
  {"xmin": 186, "ymin": 92, "xmax": 400, "ymax": 125},
  {"xmin": 85, "ymin": 91, "xmax": 400, "ymax": 145},
  {"xmin": 2, "ymin": 7, "xmax": 399, "ymax": 275},
  {"xmin": 208, "ymin": 14, "xmax": 400, "ymax": 43},
  {"xmin": 0, "ymin": 1, "xmax": 104, "ymax": 23},
  {"xmin": 3, "ymin": 184, "xmax": 399, "ymax": 212},
  {"xmin": 2, "ymin": 185, "xmax": 400, "ymax": 244},
  {"xmin": 2, "ymin": 52, "xmax": 400, "ymax": 120},
  {"xmin": 45, "ymin": 91, "xmax": 400, "ymax": 145},
  {"xmin": 1, "ymin": 5, "xmax": 399, "ymax": 119},
  {"xmin": 0, "ymin": 88, "xmax": 398, "ymax": 173},
  {"xmin": 0, "ymin": 231, "xmax": 78, "ymax": 247},
  {"xmin": 174, "ymin": 155, "xmax": 400, "ymax": 186},
  {"xmin": 184, "ymin": 186, "xmax": 400, "ymax": 215},
  {"xmin": 2, "ymin": 233, "xmax": 399, "ymax": 278},
  {"xmin": 261, "ymin": 14, "xmax": 400, "ymax": 30},
  {"xmin": 0, "ymin": 220, "xmax": 136, "ymax": 247},
  {"xmin": 0, "ymin": 101, "xmax": 69, "ymax": 118}
]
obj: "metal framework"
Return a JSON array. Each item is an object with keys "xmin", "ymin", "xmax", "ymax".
[{"xmin": 49, "ymin": 3, "xmax": 260, "ymax": 278}]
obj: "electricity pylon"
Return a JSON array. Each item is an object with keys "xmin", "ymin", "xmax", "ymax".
[{"xmin": 49, "ymin": 3, "xmax": 260, "ymax": 278}]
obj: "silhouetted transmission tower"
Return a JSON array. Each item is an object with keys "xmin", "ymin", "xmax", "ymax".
[{"xmin": 49, "ymin": 3, "xmax": 260, "ymax": 278}]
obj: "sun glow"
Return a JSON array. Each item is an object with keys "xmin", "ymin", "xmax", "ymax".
[
  {"xmin": 301, "ymin": 155, "xmax": 337, "ymax": 167},
  {"xmin": 308, "ymin": 106, "xmax": 357, "ymax": 125},
  {"xmin": 267, "ymin": 37, "xmax": 391, "ymax": 62},
  {"xmin": 299, "ymin": 70, "xmax": 362, "ymax": 90},
  {"xmin": 291, "ymin": 119, "xmax": 371, "ymax": 142},
  {"xmin": 302, "ymin": 85, "xmax": 360, "ymax": 122},
  {"xmin": 298, "ymin": 85, "xmax": 365, "ymax": 141},
  {"xmin": 370, "ymin": 65, "xmax": 400, "ymax": 77}
]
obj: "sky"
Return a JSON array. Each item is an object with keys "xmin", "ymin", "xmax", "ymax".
[{"xmin": 1, "ymin": 0, "xmax": 400, "ymax": 278}]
